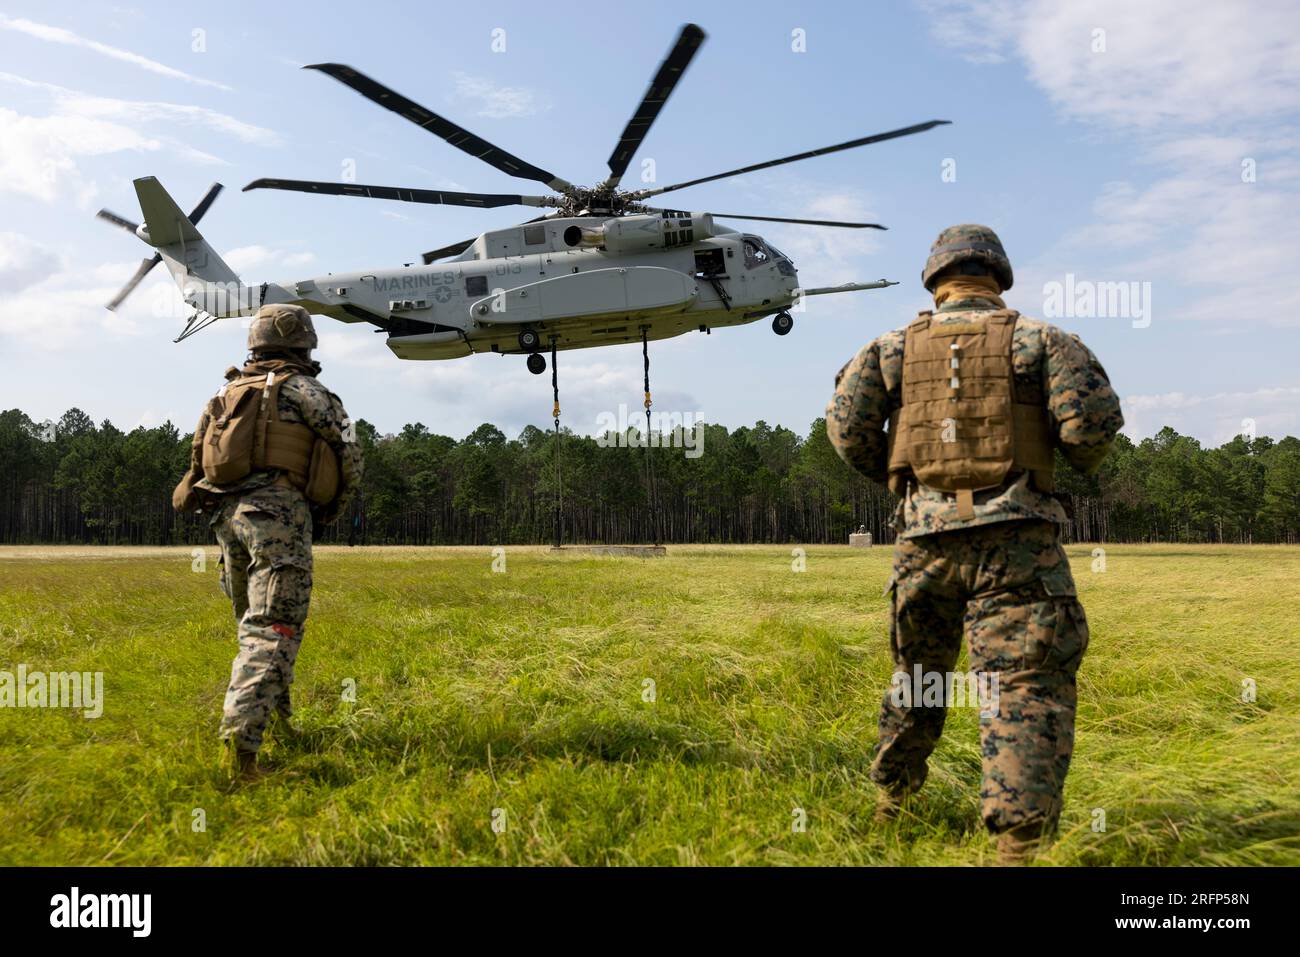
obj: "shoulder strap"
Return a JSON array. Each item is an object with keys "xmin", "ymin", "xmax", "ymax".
[{"xmin": 253, "ymin": 372, "xmax": 282, "ymax": 464}]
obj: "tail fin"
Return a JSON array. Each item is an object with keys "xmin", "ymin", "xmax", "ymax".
[
  {"xmin": 133, "ymin": 175, "xmax": 252, "ymax": 317},
  {"xmin": 133, "ymin": 176, "xmax": 241, "ymax": 292}
]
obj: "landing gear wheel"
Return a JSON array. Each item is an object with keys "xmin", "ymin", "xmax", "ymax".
[
  {"xmin": 772, "ymin": 312, "xmax": 794, "ymax": 336},
  {"xmin": 526, "ymin": 352, "xmax": 547, "ymax": 375},
  {"xmin": 518, "ymin": 328, "xmax": 541, "ymax": 353}
]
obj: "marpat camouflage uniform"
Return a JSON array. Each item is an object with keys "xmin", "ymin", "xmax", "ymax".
[
  {"xmin": 827, "ymin": 257, "xmax": 1122, "ymax": 837},
  {"xmin": 193, "ymin": 361, "xmax": 363, "ymax": 754}
]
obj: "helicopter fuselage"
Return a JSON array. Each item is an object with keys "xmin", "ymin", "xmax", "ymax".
[{"xmin": 255, "ymin": 214, "xmax": 801, "ymax": 361}]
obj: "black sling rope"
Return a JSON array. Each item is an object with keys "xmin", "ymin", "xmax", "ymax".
[
  {"xmin": 551, "ymin": 338, "xmax": 563, "ymax": 549},
  {"xmin": 642, "ymin": 327, "xmax": 662, "ymax": 545}
]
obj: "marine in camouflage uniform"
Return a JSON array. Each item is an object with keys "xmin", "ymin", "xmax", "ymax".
[
  {"xmin": 175, "ymin": 304, "xmax": 363, "ymax": 780},
  {"xmin": 826, "ymin": 225, "xmax": 1123, "ymax": 862}
]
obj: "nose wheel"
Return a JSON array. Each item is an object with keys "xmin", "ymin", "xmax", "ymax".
[
  {"xmin": 526, "ymin": 352, "xmax": 547, "ymax": 375},
  {"xmin": 772, "ymin": 312, "xmax": 794, "ymax": 336}
]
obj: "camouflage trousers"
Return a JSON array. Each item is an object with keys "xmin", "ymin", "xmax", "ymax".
[
  {"xmin": 869, "ymin": 519, "xmax": 1089, "ymax": 834},
  {"xmin": 211, "ymin": 482, "xmax": 313, "ymax": 753}
]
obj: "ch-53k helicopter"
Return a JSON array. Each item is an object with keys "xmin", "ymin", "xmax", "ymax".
[{"xmin": 98, "ymin": 23, "xmax": 948, "ymax": 377}]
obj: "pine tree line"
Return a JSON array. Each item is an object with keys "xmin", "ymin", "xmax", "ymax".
[{"xmin": 1, "ymin": 407, "xmax": 1297, "ymax": 546}]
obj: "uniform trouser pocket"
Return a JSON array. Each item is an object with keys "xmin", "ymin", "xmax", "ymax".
[
  {"xmin": 260, "ymin": 561, "xmax": 312, "ymax": 628},
  {"xmin": 869, "ymin": 561, "xmax": 964, "ymax": 793},
  {"xmin": 969, "ymin": 588, "xmax": 1088, "ymax": 833}
]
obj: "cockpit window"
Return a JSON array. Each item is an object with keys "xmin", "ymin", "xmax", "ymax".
[
  {"xmin": 766, "ymin": 242, "xmax": 797, "ymax": 276},
  {"xmin": 742, "ymin": 237, "xmax": 770, "ymax": 269}
]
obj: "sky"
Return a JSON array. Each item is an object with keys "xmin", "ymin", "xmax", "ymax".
[{"xmin": 1, "ymin": 0, "xmax": 1297, "ymax": 446}]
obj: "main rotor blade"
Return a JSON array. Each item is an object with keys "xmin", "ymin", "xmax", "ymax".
[
  {"xmin": 604, "ymin": 23, "xmax": 706, "ymax": 190},
  {"xmin": 305, "ymin": 63, "xmax": 574, "ymax": 192},
  {"xmin": 243, "ymin": 178, "xmax": 559, "ymax": 209},
  {"xmin": 187, "ymin": 182, "xmax": 224, "ymax": 224},
  {"xmin": 708, "ymin": 212, "xmax": 886, "ymax": 229},
  {"xmin": 107, "ymin": 254, "xmax": 161, "ymax": 311},
  {"xmin": 96, "ymin": 209, "xmax": 139, "ymax": 234},
  {"xmin": 632, "ymin": 119, "xmax": 951, "ymax": 199}
]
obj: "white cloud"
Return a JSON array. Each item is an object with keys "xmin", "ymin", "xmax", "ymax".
[
  {"xmin": 919, "ymin": 0, "xmax": 1300, "ymax": 123},
  {"xmin": 0, "ymin": 107, "xmax": 161, "ymax": 204},
  {"xmin": 0, "ymin": 231, "xmax": 64, "ymax": 293},
  {"xmin": 920, "ymin": 0, "xmax": 1300, "ymax": 326},
  {"xmin": 222, "ymin": 245, "xmax": 315, "ymax": 275},
  {"xmin": 0, "ymin": 73, "xmax": 277, "ymax": 144},
  {"xmin": 1014, "ymin": 1, "xmax": 1300, "ymax": 128},
  {"xmin": 1121, "ymin": 387, "xmax": 1300, "ymax": 445},
  {"xmin": 0, "ymin": 233, "xmax": 186, "ymax": 348},
  {"xmin": 916, "ymin": 0, "xmax": 1022, "ymax": 64},
  {"xmin": 451, "ymin": 72, "xmax": 550, "ymax": 119},
  {"xmin": 0, "ymin": 73, "xmax": 279, "ymax": 205},
  {"xmin": 0, "ymin": 14, "xmax": 231, "ymax": 91}
]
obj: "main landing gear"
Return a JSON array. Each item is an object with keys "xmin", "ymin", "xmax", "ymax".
[
  {"xmin": 772, "ymin": 312, "xmax": 794, "ymax": 336},
  {"xmin": 521, "ymin": 327, "xmax": 547, "ymax": 374}
]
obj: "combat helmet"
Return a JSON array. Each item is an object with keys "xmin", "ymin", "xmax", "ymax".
[
  {"xmin": 921, "ymin": 224, "xmax": 1014, "ymax": 292},
  {"xmin": 247, "ymin": 303, "xmax": 318, "ymax": 351}
]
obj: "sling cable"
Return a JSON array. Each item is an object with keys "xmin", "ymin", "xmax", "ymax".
[
  {"xmin": 550, "ymin": 336, "xmax": 564, "ymax": 549},
  {"xmin": 641, "ymin": 327, "xmax": 663, "ymax": 546}
]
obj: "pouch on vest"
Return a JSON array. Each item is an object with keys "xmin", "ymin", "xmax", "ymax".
[
  {"xmin": 304, "ymin": 438, "xmax": 341, "ymax": 506},
  {"xmin": 886, "ymin": 309, "xmax": 1055, "ymax": 500}
]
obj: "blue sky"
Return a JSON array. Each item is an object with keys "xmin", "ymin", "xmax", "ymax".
[{"xmin": 1, "ymin": 0, "xmax": 1297, "ymax": 445}]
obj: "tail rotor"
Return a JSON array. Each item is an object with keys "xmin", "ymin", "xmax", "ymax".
[{"xmin": 96, "ymin": 182, "xmax": 225, "ymax": 311}]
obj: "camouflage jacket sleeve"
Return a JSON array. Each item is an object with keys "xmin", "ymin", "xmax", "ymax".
[
  {"xmin": 283, "ymin": 376, "xmax": 364, "ymax": 520},
  {"xmin": 1043, "ymin": 326, "xmax": 1124, "ymax": 475},
  {"xmin": 825, "ymin": 329, "xmax": 903, "ymax": 485}
]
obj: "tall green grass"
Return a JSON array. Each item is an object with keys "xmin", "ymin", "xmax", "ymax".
[{"xmin": 0, "ymin": 543, "xmax": 1295, "ymax": 865}]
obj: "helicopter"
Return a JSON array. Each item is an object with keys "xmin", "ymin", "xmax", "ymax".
[{"xmin": 98, "ymin": 23, "xmax": 949, "ymax": 376}]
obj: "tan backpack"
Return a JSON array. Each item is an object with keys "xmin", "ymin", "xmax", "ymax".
[{"xmin": 198, "ymin": 372, "xmax": 339, "ymax": 504}]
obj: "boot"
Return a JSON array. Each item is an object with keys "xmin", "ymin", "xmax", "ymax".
[
  {"xmin": 231, "ymin": 747, "xmax": 265, "ymax": 784},
  {"xmin": 873, "ymin": 784, "xmax": 916, "ymax": 824},
  {"xmin": 996, "ymin": 822, "xmax": 1046, "ymax": 865}
]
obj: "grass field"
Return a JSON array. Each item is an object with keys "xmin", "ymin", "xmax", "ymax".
[{"xmin": 0, "ymin": 542, "xmax": 1296, "ymax": 866}]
